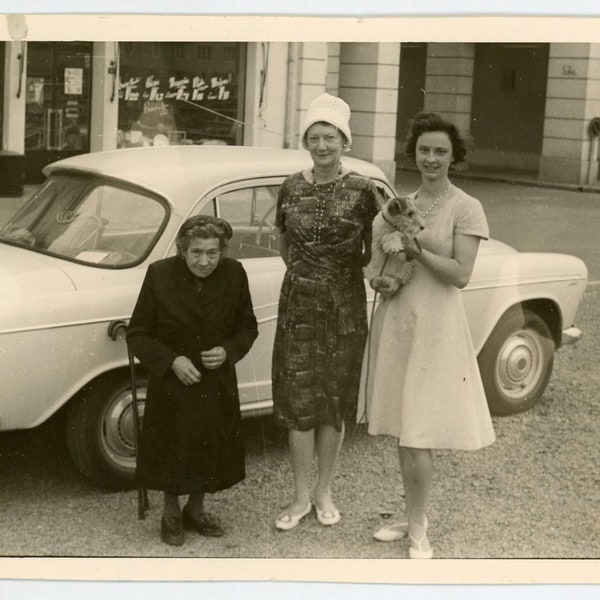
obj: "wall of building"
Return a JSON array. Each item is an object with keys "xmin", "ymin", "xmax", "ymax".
[
  {"xmin": 243, "ymin": 42, "xmax": 289, "ymax": 149},
  {"xmin": 423, "ymin": 43, "xmax": 475, "ymax": 136},
  {"xmin": 339, "ymin": 42, "xmax": 400, "ymax": 184},
  {"xmin": 2, "ymin": 42, "xmax": 26, "ymax": 154},
  {"xmin": 3, "ymin": 40, "xmax": 597, "ymax": 187},
  {"xmin": 540, "ymin": 43, "xmax": 600, "ymax": 184},
  {"xmin": 90, "ymin": 42, "xmax": 119, "ymax": 153}
]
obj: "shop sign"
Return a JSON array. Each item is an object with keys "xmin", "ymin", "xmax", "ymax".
[
  {"xmin": 64, "ymin": 68, "xmax": 84, "ymax": 95},
  {"xmin": 119, "ymin": 73, "xmax": 232, "ymax": 103}
]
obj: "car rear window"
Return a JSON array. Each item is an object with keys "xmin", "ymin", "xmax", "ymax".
[{"xmin": 0, "ymin": 175, "xmax": 168, "ymax": 267}]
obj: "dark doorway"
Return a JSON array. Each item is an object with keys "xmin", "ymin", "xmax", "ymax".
[
  {"xmin": 24, "ymin": 42, "xmax": 93, "ymax": 183},
  {"xmin": 471, "ymin": 43, "xmax": 549, "ymax": 171},
  {"xmin": 396, "ymin": 42, "xmax": 427, "ymax": 159}
]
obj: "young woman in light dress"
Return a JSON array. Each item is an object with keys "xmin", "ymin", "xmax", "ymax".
[{"xmin": 359, "ymin": 112, "xmax": 496, "ymax": 558}]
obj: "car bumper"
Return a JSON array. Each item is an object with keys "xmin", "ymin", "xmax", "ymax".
[{"xmin": 562, "ymin": 326, "xmax": 582, "ymax": 345}]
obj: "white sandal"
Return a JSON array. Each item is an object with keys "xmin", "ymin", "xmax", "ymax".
[
  {"xmin": 315, "ymin": 504, "xmax": 341, "ymax": 526},
  {"xmin": 408, "ymin": 518, "xmax": 433, "ymax": 559},
  {"xmin": 373, "ymin": 522, "xmax": 408, "ymax": 542},
  {"xmin": 275, "ymin": 502, "xmax": 312, "ymax": 531}
]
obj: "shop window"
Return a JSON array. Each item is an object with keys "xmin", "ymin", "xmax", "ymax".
[
  {"xmin": 223, "ymin": 47, "xmax": 238, "ymax": 62},
  {"xmin": 197, "ymin": 45, "xmax": 213, "ymax": 60},
  {"xmin": 118, "ymin": 42, "xmax": 245, "ymax": 149}
]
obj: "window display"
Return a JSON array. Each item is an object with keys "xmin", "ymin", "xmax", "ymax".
[{"xmin": 117, "ymin": 42, "xmax": 246, "ymax": 148}]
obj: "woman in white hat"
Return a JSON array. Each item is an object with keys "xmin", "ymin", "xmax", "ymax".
[{"xmin": 272, "ymin": 93, "xmax": 381, "ymax": 530}]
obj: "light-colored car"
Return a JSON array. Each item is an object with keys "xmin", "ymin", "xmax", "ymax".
[{"xmin": 0, "ymin": 146, "xmax": 588, "ymax": 490}]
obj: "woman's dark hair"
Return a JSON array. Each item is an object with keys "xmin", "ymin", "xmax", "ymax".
[
  {"xmin": 175, "ymin": 215, "xmax": 233, "ymax": 255},
  {"xmin": 405, "ymin": 111, "xmax": 468, "ymax": 164}
]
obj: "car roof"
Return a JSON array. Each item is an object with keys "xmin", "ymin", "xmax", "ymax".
[{"xmin": 44, "ymin": 146, "xmax": 390, "ymax": 209}]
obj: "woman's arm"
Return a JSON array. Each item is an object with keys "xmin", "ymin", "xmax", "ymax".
[
  {"xmin": 279, "ymin": 231, "xmax": 290, "ymax": 266},
  {"xmin": 362, "ymin": 230, "xmax": 373, "ymax": 266},
  {"xmin": 219, "ymin": 265, "xmax": 259, "ymax": 365},
  {"xmin": 126, "ymin": 265, "xmax": 180, "ymax": 377},
  {"xmin": 411, "ymin": 233, "xmax": 481, "ymax": 289}
]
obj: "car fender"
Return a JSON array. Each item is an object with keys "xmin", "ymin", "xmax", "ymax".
[{"xmin": 464, "ymin": 251, "xmax": 588, "ymax": 355}]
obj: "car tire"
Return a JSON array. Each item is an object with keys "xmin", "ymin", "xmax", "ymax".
[
  {"xmin": 478, "ymin": 306, "xmax": 555, "ymax": 416},
  {"xmin": 65, "ymin": 371, "xmax": 147, "ymax": 490}
]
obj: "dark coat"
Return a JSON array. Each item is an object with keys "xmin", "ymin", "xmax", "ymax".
[{"xmin": 126, "ymin": 255, "xmax": 258, "ymax": 495}]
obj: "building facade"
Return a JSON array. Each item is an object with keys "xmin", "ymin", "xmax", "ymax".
[{"xmin": 2, "ymin": 41, "xmax": 599, "ymax": 187}]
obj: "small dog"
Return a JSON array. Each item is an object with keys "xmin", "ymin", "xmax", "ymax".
[{"xmin": 363, "ymin": 196, "xmax": 425, "ymax": 296}]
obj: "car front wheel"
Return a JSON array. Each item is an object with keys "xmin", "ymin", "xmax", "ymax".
[
  {"xmin": 65, "ymin": 371, "xmax": 146, "ymax": 490},
  {"xmin": 478, "ymin": 307, "xmax": 555, "ymax": 416}
]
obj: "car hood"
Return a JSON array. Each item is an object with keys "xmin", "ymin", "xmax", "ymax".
[{"xmin": 0, "ymin": 243, "xmax": 76, "ymax": 298}]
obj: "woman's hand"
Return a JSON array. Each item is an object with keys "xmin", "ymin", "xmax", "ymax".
[
  {"xmin": 172, "ymin": 355, "xmax": 202, "ymax": 385},
  {"xmin": 411, "ymin": 233, "xmax": 481, "ymax": 289},
  {"xmin": 201, "ymin": 346, "xmax": 227, "ymax": 370},
  {"xmin": 400, "ymin": 233, "xmax": 422, "ymax": 260}
]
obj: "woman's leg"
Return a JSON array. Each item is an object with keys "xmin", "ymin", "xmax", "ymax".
[
  {"xmin": 163, "ymin": 492, "xmax": 181, "ymax": 517},
  {"xmin": 186, "ymin": 491, "xmax": 205, "ymax": 517},
  {"xmin": 398, "ymin": 445, "xmax": 433, "ymax": 553},
  {"xmin": 286, "ymin": 428, "xmax": 315, "ymax": 513},
  {"xmin": 313, "ymin": 422, "xmax": 345, "ymax": 513}
]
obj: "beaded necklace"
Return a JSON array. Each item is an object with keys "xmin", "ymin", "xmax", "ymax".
[
  {"xmin": 311, "ymin": 166, "xmax": 343, "ymax": 189},
  {"xmin": 309, "ymin": 166, "xmax": 344, "ymax": 242},
  {"xmin": 416, "ymin": 183, "xmax": 452, "ymax": 217}
]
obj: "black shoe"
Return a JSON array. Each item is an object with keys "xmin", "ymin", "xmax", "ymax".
[
  {"xmin": 161, "ymin": 514, "xmax": 184, "ymax": 546},
  {"xmin": 182, "ymin": 506, "xmax": 225, "ymax": 537}
]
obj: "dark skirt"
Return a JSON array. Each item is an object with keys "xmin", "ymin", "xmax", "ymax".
[
  {"xmin": 272, "ymin": 271, "xmax": 368, "ymax": 432},
  {"xmin": 137, "ymin": 368, "xmax": 245, "ymax": 495}
]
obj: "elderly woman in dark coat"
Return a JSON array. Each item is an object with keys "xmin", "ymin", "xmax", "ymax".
[{"xmin": 127, "ymin": 215, "xmax": 258, "ymax": 546}]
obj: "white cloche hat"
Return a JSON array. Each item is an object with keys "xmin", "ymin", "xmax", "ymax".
[{"xmin": 300, "ymin": 93, "xmax": 352, "ymax": 150}]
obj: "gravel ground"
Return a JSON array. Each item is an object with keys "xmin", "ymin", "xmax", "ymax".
[{"xmin": 0, "ymin": 286, "xmax": 599, "ymax": 559}]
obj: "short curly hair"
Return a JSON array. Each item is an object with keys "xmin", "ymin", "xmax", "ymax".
[
  {"xmin": 175, "ymin": 215, "xmax": 233, "ymax": 255},
  {"xmin": 405, "ymin": 111, "xmax": 468, "ymax": 165}
]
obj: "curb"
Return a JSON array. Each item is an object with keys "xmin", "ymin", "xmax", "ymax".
[{"xmin": 397, "ymin": 165, "xmax": 600, "ymax": 195}]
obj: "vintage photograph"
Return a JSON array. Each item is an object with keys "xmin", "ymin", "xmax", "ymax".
[{"xmin": 0, "ymin": 14, "xmax": 598, "ymax": 583}]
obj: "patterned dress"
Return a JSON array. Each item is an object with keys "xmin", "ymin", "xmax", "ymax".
[
  {"xmin": 357, "ymin": 185, "xmax": 496, "ymax": 450},
  {"xmin": 272, "ymin": 170, "xmax": 380, "ymax": 431}
]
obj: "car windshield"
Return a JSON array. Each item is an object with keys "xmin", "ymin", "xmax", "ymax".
[{"xmin": 0, "ymin": 174, "xmax": 168, "ymax": 267}]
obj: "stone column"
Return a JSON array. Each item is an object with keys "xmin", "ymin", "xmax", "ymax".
[
  {"xmin": 326, "ymin": 42, "xmax": 341, "ymax": 96},
  {"xmin": 338, "ymin": 42, "xmax": 401, "ymax": 184},
  {"xmin": 539, "ymin": 43, "xmax": 600, "ymax": 185},
  {"xmin": 423, "ymin": 43, "xmax": 475, "ymax": 134},
  {"xmin": 2, "ymin": 42, "xmax": 27, "ymax": 153},
  {"xmin": 292, "ymin": 43, "xmax": 329, "ymax": 149},
  {"xmin": 90, "ymin": 42, "xmax": 119, "ymax": 152}
]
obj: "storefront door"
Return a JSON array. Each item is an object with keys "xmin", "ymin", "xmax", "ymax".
[{"xmin": 24, "ymin": 42, "xmax": 92, "ymax": 182}]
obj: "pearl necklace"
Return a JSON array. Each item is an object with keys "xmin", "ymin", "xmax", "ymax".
[{"xmin": 417, "ymin": 183, "xmax": 452, "ymax": 217}]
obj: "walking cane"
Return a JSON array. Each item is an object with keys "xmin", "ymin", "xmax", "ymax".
[
  {"xmin": 127, "ymin": 341, "xmax": 150, "ymax": 520},
  {"xmin": 107, "ymin": 319, "xmax": 149, "ymax": 520},
  {"xmin": 127, "ymin": 344, "xmax": 149, "ymax": 520}
]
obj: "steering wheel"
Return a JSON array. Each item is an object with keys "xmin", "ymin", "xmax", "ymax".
[{"xmin": 254, "ymin": 204, "xmax": 277, "ymax": 247}]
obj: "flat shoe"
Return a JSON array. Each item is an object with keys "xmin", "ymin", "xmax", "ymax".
[
  {"xmin": 315, "ymin": 504, "xmax": 341, "ymax": 526},
  {"xmin": 182, "ymin": 507, "xmax": 225, "ymax": 537},
  {"xmin": 373, "ymin": 522, "xmax": 408, "ymax": 542},
  {"xmin": 275, "ymin": 502, "xmax": 312, "ymax": 530},
  {"xmin": 161, "ymin": 515, "xmax": 184, "ymax": 546}
]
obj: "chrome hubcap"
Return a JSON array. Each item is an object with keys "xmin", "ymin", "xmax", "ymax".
[
  {"xmin": 496, "ymin": 330, "xmax": 543, "ymax": 400},
  {"xmin": 101, "ymin": 386, "xmax": 146, "ymax": 469}
]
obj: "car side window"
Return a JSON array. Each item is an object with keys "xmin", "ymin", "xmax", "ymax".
[{"xmin": 216, "ymin": 185, "xmax": 281, "ymax": 259}]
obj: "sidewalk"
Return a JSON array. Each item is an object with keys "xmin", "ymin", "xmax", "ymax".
[{"xmin": 397, "ymin": 163, "xmax": 600, "ymax": 194}]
